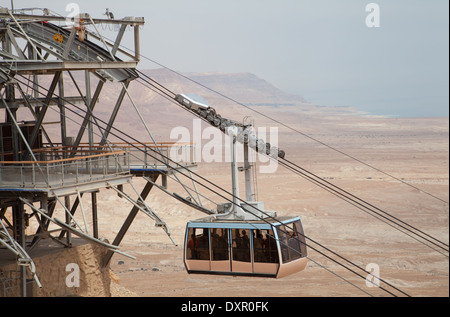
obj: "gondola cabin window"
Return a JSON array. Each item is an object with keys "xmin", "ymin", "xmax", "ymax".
[
  {"xmin": 253, "ymin": 229, "xmax": 279, "ymax": 263},
  {"xmin": 210, "ymin": 228, "xmax": 229, "ymax": 261},
  {"xmin": 231, "ymin": 229, "xmax": 251, "ymax": 263},
  {"xmin": 277, "ymin": 220, "xmax": 306, "ymax": 263},
  {"xmin": 186, "ymin": 227, "xmax": 210, "ymax": 260}
]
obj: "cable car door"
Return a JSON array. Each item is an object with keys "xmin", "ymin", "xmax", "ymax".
[
  {"xmin": 231, "ymin": 228, "xmax": 252, "ymax": 274},
  {"xmin": 210, "ymin": 228, "xmax": 231, "ymax": 272}
]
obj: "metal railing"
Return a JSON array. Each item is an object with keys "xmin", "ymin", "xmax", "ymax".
[
  {"xmin": 0, "ymin": 142, "xmax": 196, "ymax": 189},
  {"xmin": 118, "ymin": 142, "xmax": 196, "ymax": 170},
  {"xmin": 64, "ymin": 142, "xmax": 196, "ymax": 169},
  {"xmin": 0, "ymin": 142, "xmax": 196, "ymax": 188},
  {"xmin": 0, "ymin": 150, "xmax": 129, "ymax": 189}
]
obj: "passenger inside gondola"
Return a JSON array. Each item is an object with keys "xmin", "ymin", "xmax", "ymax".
[
  {"xmin": 184, "ymin": 218, "xmax": 307, "ymax": 277},
  {"xmin": 276, "ymin": 222, "xmax": 306, "ymax": 263},
  {"xmin": 232, "ymin": 229, "xmax": 251, "ymax": 262},
  {"xmin": 253, "ymin": 229, "xmax": 279, "ymax": 263},
  {"xmin": 211, "ymin": 228, "xmax": 228, "ymax": 260},
  {"xmin": 186, "ymin": 228, "xmax": 210, "ymax": 260},
  {"xmin": 187, "ymin": 233, "xmax": 195, "ymax": 258}
]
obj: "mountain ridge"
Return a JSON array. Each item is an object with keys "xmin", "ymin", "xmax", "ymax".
[{"xmin": 137, "ymin": 68, "xmax": 307, "ymax": 106}]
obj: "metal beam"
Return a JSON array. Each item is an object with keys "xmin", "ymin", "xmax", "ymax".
[
  {"xmin": 71, "ymin": 80, "xmax": 105, "ymax": 154},
  {"xmin": 30, "ymin": 198, "xmax": 56, "ymax": 248},
  {"xmin": 102, "ymin": 175, "xmax": 158, "ymax": 267},
  {"xmin": 2, "ymin": 61, "xmax": 139, "ymax": 73},
  {"xmin": 91, "ymin": 191, "xmax": 98, "ymax": 239},
  {"xmin": 94, "ymin": 24, "xmax": 131, "ymax": 146},
  {"xmin": 15, "ymin": 81, "xmax": 55, "ymax": 148},
  {"xmin": 62, "ymin": 27, "xmax": 77, "ymax": 59},
  {"xmin": 0, "ymin": 11, "xmax": 145, "ymax": 26},
  {"xmin": 27, "ymin": 71, "xmax": 61, "ymax": 151},
  {"xmin": 5, "ymin": 25, "xmax": 26, "ymax": 59},
  {"xmin": 4, "ymin": 96, "xmax": 85, "ymax": 109},
  {"xmin": 12, "ymin": 200, "xmax": 27, "ymax": 297},
  {"xmin": 57, "ymin": 194, "xmax": 81, "ymax": 240},
  {"xmin": 99, "ymin": 81, "xmax": 129, "ymax": 146},
  {"xmin": 5, "ymin": 103, "xmax": 19, "ymax": 161},
  {"xmin": 112, "ymin": 24, "xmax": 127, "ymax": 56}
]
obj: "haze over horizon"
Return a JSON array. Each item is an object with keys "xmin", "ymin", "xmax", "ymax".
[{"xmin": 5, "ymin": 0, "xmax": 449, "ymax": 118}]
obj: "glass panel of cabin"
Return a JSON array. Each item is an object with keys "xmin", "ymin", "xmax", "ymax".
[
  {"xmin": 286, "ymin": 223, "xmax": 301, "ymax": 261},
  {"xmin": 293, "ymin": 220, "xmax": 307, "ymax": 257},
  {"xmin": 210, "ymin": 228, "xmax": 231, "ymax": 272},
  {"xmin": 253, "ymin": 229, "xmax": 279, "ymax": 275},
  {"xmin": 277, "ymin": 225, "xmax": 290, "ymax": 263},
  {"xmin": 185, "ymin": 227, "xmax": 210, "ymax": 271},
  {"xmin": 277, "ymin": 222, "xmax": 304, "ymax": 263},
  {"xmin": 231, "ymin": 228, "xmax": 252, "ymax": 273}
]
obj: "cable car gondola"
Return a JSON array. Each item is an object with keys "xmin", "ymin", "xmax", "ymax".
[
  {"xmin": 182, "ymin": 124, "xmax": 307, "ymax": 278},
  {"xmin": 184, "ymin": 215, "xmax": 307, "ymax": 278}
]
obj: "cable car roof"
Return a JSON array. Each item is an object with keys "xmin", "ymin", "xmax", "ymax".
[{"xmin": 187, "ymin": 216, "xmax": 301, "ymax": 230}]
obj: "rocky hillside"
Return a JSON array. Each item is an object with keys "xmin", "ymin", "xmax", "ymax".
[
  {"xmin": 48, "ymin": 68, "xmax": 313, "ymax": 140},
  {"xmin": 136, "ymin": 68, "xmax": 306, "ymax": 106},
  {"xmin": 31, "ymin": 68, "xmax": 364, "ymax": 143}
]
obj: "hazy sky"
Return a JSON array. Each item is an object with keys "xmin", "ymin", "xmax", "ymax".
[{"xmin": 6, "ymin": 0, "xmax": 449, "ymax": 117}]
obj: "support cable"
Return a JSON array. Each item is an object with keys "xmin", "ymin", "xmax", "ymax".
[
  {"xmin": 135, "ymin": 67, "xmax": 449, "ymax": 206},
  {"xmin": 281, "ymin": 158, "xmax": 449, "ymax": 251}
]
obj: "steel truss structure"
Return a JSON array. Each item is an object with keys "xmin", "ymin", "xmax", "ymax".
[{"xmin": 0, "ymin": 7, "xmax": 196, "ymax": 296}]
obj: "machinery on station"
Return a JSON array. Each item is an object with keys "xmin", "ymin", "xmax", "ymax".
[{"xmin": 175, "ymin": 94, "xmax": 286, "ymax": 159}]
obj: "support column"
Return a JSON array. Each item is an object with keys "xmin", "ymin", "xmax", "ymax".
[
  {"xmin": 28, "ymin": 71, "xmax": 62, "ymax": 150},
  {"xmin": 71, "ymin": 80, "xmax": 105, "ymax": 155},
  {"xmin": 58, "ymin": 195, "xmax": 80, "ymax": 240},
  {"xmin": 91, "ymin": 191, "xmax": 98, "ymax": 239},
  {"xmin": 134, "ymin": 25, "xmax": 140, "ymax": 61},
  {"xmin": 6, "ymin": 104, "xmax": 19, "ymax": 161},
  {"xmin": 13, "ymin": 201, "xmax": 27, "ymax": 297},
  {"xmin": 102, "ymin": 175, "xmax": 158, "ymax": 267},
  {"xmin": 244, "ymin": 143, "xmax": 255, "ymax": 202},
  {"xmin": 229, "ymin": 129, "xmax": 240, "ymax": 215},
  {"xmin": 58, "ymin": 73, "xmax": 68, "ymax": 155},
  {"xmin": 64, "ymin": 195, "xmax": 72, "ymax": 247},
  {"xmin": 99, "ymin": 81, "xmax": 129, "ymax": 146}
]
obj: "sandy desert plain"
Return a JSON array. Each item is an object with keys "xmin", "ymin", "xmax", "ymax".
[{"xmin": 2, "ymin": 70, "xmax": 448, "ymax": 298}]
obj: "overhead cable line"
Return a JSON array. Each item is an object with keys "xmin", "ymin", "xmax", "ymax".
[
  {"xmin": 133, "ymin": 61, "xmax": 449, "ymax": 206},
  {"xmin": 277, "ymin": 159, "xmax": 449, "ymax": 256},
  {"xmin": 280, "ymin": 158, "xmax": 449, "ymax": 250}
]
